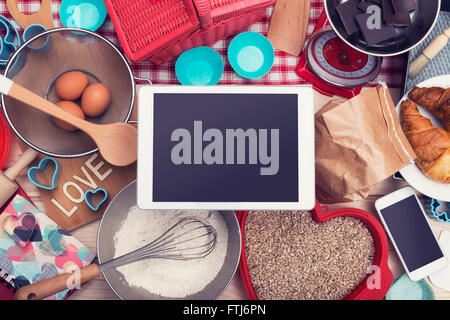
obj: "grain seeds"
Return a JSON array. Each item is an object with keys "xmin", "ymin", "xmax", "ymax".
[{"xmin": 245, "ymin": 210, "xmax": 374, "ymax": 300}]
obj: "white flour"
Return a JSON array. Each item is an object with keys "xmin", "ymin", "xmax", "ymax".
[{"xmin": 113, "ymin": 207, "xmax": 228, "ymax": 298}]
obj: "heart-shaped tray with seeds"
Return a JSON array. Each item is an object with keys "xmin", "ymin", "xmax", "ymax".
[{"xmin": 236, "ymin": 200, "xmax": 393, "ymax": 300}]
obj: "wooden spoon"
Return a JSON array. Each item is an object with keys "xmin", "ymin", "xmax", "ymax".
[{"xmin": 0, "ymin": 75, "xmax": 137, "ymax": 167}]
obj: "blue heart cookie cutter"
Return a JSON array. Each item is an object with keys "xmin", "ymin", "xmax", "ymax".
[
  {"xmin": 424, "ymin": 197, "xmax": 449, "ymax": 223},
  {"xmin": 85, "ymin": 188, "xmax": 108, "ymax": 211},
  {"xmin": 28, "ymin": 157, "xmax": 61, "ymax": 190}
]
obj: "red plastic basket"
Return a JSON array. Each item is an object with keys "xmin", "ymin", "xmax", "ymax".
[
  {"xmin": 104, "ymin": 0, "xmax": 276, "ymax": 64},
  {"xmin": 104, "ymin": 0, "xmax": 201, "ymax": 62},
  {"xmin": 236, "ymin": 200, "xmax": 393, "ymax": 300}
]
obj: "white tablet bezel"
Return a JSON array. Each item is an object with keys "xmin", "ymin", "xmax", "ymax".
[
  {"xmin": 375, "ymin": 186, "xmax": 448, "ymax": 281},
  {"xmin": 137, "ymin": 85, "xmax": 315, "ymax": 210}
]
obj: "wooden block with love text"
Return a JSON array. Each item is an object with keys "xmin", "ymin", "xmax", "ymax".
[
  {"xmin": 19, "ymin": 91, "xmax": 139, "ymax": 231},
  {"xmin": 31, "ymin": 152, "xmax": 136, "ymax": 231}
]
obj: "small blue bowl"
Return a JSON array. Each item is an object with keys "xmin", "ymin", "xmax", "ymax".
[
  {"xmin": 228, "ymin": 32, "xmax": 274, "ymax": 79},
  {"xmin": 60, "ymin": 0, "xmax": 108, "ymax": 32},
  {"xmin": 386, "ymin": 273, "xmax": 434, "ymax": 300},
  {"xmin": 175, "ymin": 46, "xmax": 224, "ymax": 85}
]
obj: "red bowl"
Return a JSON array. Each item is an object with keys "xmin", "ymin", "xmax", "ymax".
[
  {"xmin": 0, "ymin": 112, "xmax": 11, "ymax": 170},
  {"xmin": 236, "ymin": 199, "xmax": 393, "ymax": 300}
]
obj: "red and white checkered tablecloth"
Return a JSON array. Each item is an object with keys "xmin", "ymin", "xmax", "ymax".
[{"xmin": 0, "ymin": 0, "xmax": 406, "ymax": 88}]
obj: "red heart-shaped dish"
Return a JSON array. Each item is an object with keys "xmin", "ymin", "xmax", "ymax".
[
  {"xmin": 236, "ymin": 200, "xmax": 393, "ymax": 300},
  {"xmin": 0, "ymin": 111, "xmax": 11, "ymax": 170}
]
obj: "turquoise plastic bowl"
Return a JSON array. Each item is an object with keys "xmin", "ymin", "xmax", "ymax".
[
  {"xmin": 175, "ymin": 47, "xmax": 224, "ymax": 85},
  {"xmin": 60, "ymin": 0, "xmax": 108, "ymax": 31},
  {"xmin": 385, "ymin": 274, "xmax": 435, "ymax": 300},
  {"xmin": 228, "ymin": 32, "xmax": 274, "ymax": 79}
]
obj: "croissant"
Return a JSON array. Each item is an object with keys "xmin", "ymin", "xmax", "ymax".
[
  {"xmin": 400, "ymin": 99, "xmax": 450, "ymax": 184},
  {"xmin": 408, "ymin": 86, "xmax": 450, "ymax": 132}
]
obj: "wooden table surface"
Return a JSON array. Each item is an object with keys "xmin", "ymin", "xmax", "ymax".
[{"xmin": 5, "ymin": 87, "xmax": 450, "ymax": 300}]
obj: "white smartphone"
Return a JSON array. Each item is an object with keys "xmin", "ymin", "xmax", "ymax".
[{"xmin": 375, "ymin": 186, "xmax": 447, "ymax": 281}]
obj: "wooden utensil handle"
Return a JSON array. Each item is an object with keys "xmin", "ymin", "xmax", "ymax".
[
  {"xmin": 0, "ymin": 77, "xmax": 96, "ymax": 133},
  {"xmin": 4, "ymin": 148, "xmax": 38, "ymax": 181},
  {"xmin": 408, "ymin": 27, "xmax": 450, "ymax": 78},
  {"xmin": 15, "ymin": 264, "xmax": 101, "ymax": 300},
  {"xmin": 6, "ymin": 0, "xmax": 54, "ymax": 30},
  {"xmin": 267, "ymin": 0, "xmax": 310, "ymax": 56},
  {"xmin": 423, "ymin": 33, "xmax": 449, "ymax": 60}
]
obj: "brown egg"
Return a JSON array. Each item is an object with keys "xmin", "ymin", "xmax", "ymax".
[
  {"xmin": 53, "ymin": 101, "xmax": 85, "ymax": 131},
  {"xmin": 81, "ymin": 83, "xmax": 111, "ymax": 117},
  {"xmin": 55, "ymin": 71, "xmax": 89, "ymax": 101}
]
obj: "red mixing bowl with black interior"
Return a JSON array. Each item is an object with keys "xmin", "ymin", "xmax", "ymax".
[{"xmin": 236, "ymin": 200, "xmax": 393, "ymax": 300}]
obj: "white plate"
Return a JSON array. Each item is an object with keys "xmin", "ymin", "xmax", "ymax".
[{"xmin": 396, "ymin": 74, "xmax": 450, "ymax": 201}]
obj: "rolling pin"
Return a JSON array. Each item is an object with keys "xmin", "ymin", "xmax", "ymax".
[
  {"xmin": 408, "ymin": 27, "xmax": 450, "ymax": 79},
  {"xmin": 0, "ymin": 148, "xmax": 38, "ymax": 207}
]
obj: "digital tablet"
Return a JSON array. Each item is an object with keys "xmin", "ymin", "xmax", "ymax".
[{"xmin": 137, "ymin": 86, "xmax": 315, "ymax": 210}]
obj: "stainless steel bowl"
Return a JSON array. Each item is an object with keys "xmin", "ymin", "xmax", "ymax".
[
  {"xmin": 1, "ymin": 28, "xmax": 148, "ymax": 158},
  {"xmin": 97, "ymin": 181, "xmax": 242, "ymax": 300},
  {"xmin": 324, "ymin": 0, "xmax": 441, "ymax": 56}
]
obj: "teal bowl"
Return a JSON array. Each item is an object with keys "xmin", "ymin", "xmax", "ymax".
[
  {"xmin": 385, "ymin": 274, "xmax": 435, "ymax": 300},
  {"xmin": 60, "ymin": 0, "xmax": 108, "ymax": 31},
  {"xmin": 228, "ymin": 32, "xmax": 274, "ymax": 79},
  {"xmin": 175, "ymin": 47, "xmax": 224, "ymax": 85}
]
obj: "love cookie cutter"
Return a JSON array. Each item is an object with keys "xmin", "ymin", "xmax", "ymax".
[
  {"xmin": 84, "ymin": 188, "xmax": 108, "ymax": 211},
  {"xmin": 27, "ymin": 157, "xmax": 61, "ymax": 190}
]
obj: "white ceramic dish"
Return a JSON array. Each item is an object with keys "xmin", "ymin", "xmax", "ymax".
[{"xmin": 396, "ymin": 74, "xmax": 450, "ymax": 201}]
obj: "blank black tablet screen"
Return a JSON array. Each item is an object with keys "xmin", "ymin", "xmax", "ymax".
[{"xmin": 152, "ymin": 93, "xmax": 299, "ymax": 202}]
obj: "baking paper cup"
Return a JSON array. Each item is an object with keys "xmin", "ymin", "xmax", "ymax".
[
  {"xmin": 228, "ymin": 32, "xmax": 274, "ymax": 79},
  {"xmin": 60, "ymin": 0, "xmax": 107, "ymax": 32},
  {"xmin": 175, "ymin": 46, "xmax": 224, "ymax": 85}
]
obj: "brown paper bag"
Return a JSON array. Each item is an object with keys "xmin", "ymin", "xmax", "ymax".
[{"xmin": 315, "ymin": 84, "xmax": 416, "ymax": 203}]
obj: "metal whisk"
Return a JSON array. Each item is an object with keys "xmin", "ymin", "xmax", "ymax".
[
  {"xmin": 14, "ymin": 217, "xmax": 218, "ymax": 300},
  {"xmin": 99, "ymin": 217, "xmax": 217, "ymax": 272}
]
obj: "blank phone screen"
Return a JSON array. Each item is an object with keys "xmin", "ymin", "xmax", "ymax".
[{"xmin": 380, "ymin": 195, "xmax": 443, "ymax": 272}]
